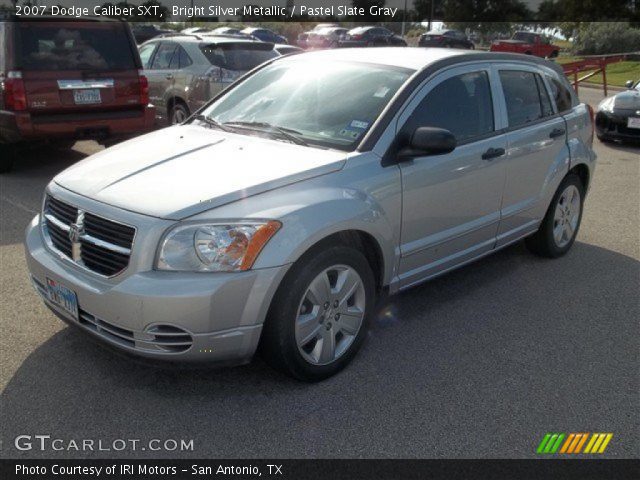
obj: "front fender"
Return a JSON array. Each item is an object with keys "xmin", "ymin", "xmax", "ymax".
[{"xmin": 191, "ymin": 154, "xmax": 402, "ymax": 289}]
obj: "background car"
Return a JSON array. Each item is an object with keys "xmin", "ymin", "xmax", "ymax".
[
  {"xmin": 340, "ymin": 26, "xmax": 407, "ymax": 47},
  {"xmin": 0, "ymin": 16, "xmax": 155, "ymax": 173},
  {"xmin": 138, "ymin": 35, "xmax": 277, "ymax": 125},
  {"xmin": 181, "ymin": 27, "xmax": 212, "ymax": 35},
  {"xmin": 131, "ymin": 24, "xmax": 173, "ymax": 44},
  {"xmin": 307, "ymin": 27, "xmax": 349, "ymax": 49},
  {"xmin": 490, "ymin": 31, "xmax": 560, "ymax": 58},
  {"xmin": 273, "ymin": 44, "xmax": 303, "ymax": 56},
  {"xmin": 241, "ymin": 27, "xmax": 287, "ymax": 44},
  {"xmin": 419, "ymin": 30, "xmax": 475, "ymax": 49},
  {"xmin": 595, "ymin": 79, "xmax": 640, "ymax": 143}
]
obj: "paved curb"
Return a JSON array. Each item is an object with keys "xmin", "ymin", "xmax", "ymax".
[{"xmin": 578, "ymin": 83, "xmax": 626, "ymax": 93}]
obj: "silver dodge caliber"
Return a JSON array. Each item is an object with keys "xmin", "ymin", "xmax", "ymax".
[{"xmin": 25, "ymin": 48, "xmax": 596, "ymax": 381}]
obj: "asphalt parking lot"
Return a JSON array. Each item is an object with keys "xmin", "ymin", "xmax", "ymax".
[{"xmin": 0, "ymin": 88, "xmax": 638, "ymax": 459}]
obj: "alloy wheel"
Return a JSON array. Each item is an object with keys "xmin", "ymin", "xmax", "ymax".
[
  {"xmin": 295, "ymin": 265, "xmax": 366, "ymax": 366},
  {"xmin": 553, "ymin": 184, "xmax": 581, "ymax": 248}
]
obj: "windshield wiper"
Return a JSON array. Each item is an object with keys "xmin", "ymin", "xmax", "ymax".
[
  {"xmin": 193, "ymin": 114, "xmax": 231, "ymax": 132},
  {"xmin": 222, "ymin": 121, "xmax": 308, "ymax": 146}
]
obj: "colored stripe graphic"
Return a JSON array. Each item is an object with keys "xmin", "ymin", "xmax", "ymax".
[
  {"xmin": 537, "ymin": 433, "xmax": 565, "ymax": 454},
  {"xmin": 541, "ymin": 433, "xmax": 614, "ymax": 454},
  {"xmin": 584, "ymin": 433, "xmax": 614, "ymax": 454}
]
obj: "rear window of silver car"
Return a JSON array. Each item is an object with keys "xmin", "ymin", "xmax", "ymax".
[
  {"xmin": 17, "ymin": 22, "xmax": 137, "ymax": 71},
  {"xmin": 200, "ymin": 42, "xmax": 278, "ymax": 71},
  {"xmin": 203, "ymin": 59, "xmax": 412, "ymax": 150}
]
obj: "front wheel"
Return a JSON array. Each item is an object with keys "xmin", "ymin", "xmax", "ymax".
[
  {"xmin": 260, "ymin": 244, "xmax": 376, "ymax": 381},
  {"xmin": 526, "ymin": 174, "xmax": 584, "ymax": 258},
  {"xmin": 170, "ymin": 102, "xmax": 190, "ymax": 125}
]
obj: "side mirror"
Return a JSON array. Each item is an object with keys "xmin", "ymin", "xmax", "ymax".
[
  {"xmin": 400, "ymin": 127, "xmax": 457, "ymax": 157},
  {"xmin": 625, "ymin": 80, "xmax": 634, "ymax": 89}
]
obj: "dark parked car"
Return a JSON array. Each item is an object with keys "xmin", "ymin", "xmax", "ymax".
[
  {"xmin": 307, "ymin": 27, "xmax": 349, "ymax": 49},
  {"xmin": 595, "ymin": 79, "xmax": 640, "ymax": 143},
  {"xmin": 340, "ymin": 26, "xmax": 407, "ymax": 47},
  {"xmin": 131, "ymin": 24, "xmax": 173, "ymax": 44},
  {"xmin": 241, "ymin": 27, "xmax": 287, "ymax": 44},
  {"xmin": 0, "ymin": 17, "xmax": 155, "ymax": 173},
  {"xmin": 419, "ymin": 30, "xmax": 475, "ymax": 49}
]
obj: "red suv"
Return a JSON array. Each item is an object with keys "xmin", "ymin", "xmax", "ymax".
[{"xmin": 0, "ymin": 17, "xmax": 155, "ymax": 173}]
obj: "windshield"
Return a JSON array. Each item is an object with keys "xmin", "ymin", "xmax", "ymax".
[
  {"xmin": 513, "ymin": 32, "xmax": 536, "ymax": 43},
  {"xmin": 202, "ymin": 59, "xmax": 412, "ymax": 150},
  {"xmin": 18, "ymin": 22, "xmax": 137, "ymax": 71},
  {"xmin": 200, "ymin": 43, "xmax": 277, "ymax": 71}
]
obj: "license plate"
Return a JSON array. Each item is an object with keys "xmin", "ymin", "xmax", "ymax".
[
  {"xmin": 73, "ymin": 89, "xmax": 101, "ymax": 105},
  {"xmin": 46, "ymin": 277, "xmax": 79, "ymax": 320},
  {"xmin": 627, "ymin": 117, "xmax": 640, "ymax": 129}
]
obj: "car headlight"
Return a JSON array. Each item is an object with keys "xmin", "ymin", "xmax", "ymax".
[
  {"xmin": 598, "ymin": 97, "xmax": 615, "ymax": 113},
  {"xmin": 156, "ymin": 221, "xmax": 281, "ymax": 272}
]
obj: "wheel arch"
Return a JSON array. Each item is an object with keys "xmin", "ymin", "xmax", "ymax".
[{"xmin": 569, "ymin": 163, "xmax": 590, "ymax": 191}]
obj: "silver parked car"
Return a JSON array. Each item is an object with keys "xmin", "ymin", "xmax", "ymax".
[
  {"xmin": 138, "ymin": 35, "xmax": 278, "ymax": 125},
  {"xmin": 25, "ymin": 48, "xmax": 596, "ymax": 381}
]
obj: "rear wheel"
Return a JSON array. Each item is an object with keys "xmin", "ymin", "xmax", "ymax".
[
  {"xmin": 170, "ymin": 101, "xmax": 190, "ymax": 125},
  {"xmin": 260, "ymin": 244, "xmax": 375, "ymax": 381},
  {"xmin": 0, "ymin": 145, "xmax": 15, "ymax": 173},
  {"xmin": 526, "ymin": 174, "xmax": 584, "ymax": 258}
]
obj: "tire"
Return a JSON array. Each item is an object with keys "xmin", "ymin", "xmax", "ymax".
[
  {"xmin": 0, "ymin": 144, "xmax": 15, "ymax": 173},
  {"xmin": 260, "ymin": 243, "xmax": 376, "ymax": 381},
  {"xmin": 526, "ymin": 174, "xmax": 585, "ymax": 258},
  {"xmin": 169, "ymin": 101, "xmax": 190, "ymax": 125},
  {"xmin": 550, "ymin": 50, "xmax": 559, "ymax": 58}
]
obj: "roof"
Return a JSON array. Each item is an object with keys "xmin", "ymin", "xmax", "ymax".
[{"xmin": 279, "ymin": 47, "xmax": 567, "ymax": 76}]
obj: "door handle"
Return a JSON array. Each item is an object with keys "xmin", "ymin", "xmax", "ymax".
[
  {"xmin": 549, "ymin": 127, "xmax": 566, "ymax": 139},
  {"xmin": 481, "ymin": 147, "xmax": 505, "ymax": 161}
]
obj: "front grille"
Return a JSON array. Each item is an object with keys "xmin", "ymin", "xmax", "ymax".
[{"xmin": 43, "ymin": 195, "xmax": 135, "ymax": 277}]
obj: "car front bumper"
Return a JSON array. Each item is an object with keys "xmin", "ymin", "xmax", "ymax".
[
  {"xmin": 596, "ymin": 110, "xmax": 640, "ymax": 142},
  {"xmin": 24, "ymin": 215, "xmax": 289, "ymax": 364}
]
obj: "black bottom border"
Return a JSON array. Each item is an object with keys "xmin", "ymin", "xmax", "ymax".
[{"xmin": 3, "ymin": 459, "xmax": 639, "ymax": 480}]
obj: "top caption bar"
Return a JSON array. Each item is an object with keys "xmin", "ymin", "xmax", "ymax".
[{"xmin": 2, "ymin": 0, "xmax": 639, "ymax": 22}]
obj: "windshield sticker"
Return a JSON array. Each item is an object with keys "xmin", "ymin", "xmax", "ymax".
[
  {"xmin": 373, "ymin": 86, "xmax": 390, "ymax": 98},
  {"xmin": 339, "ymin": 128, "xmax": 363, "ymax": 140},
  {"xmin": 350, "ymin": 120, "xmax": 369, "ymax": 129}
]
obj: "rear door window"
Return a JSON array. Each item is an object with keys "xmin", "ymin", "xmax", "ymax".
[
  {"xmin": 17, "ymin": 22, "xmax": 137, "ymax": 71},
  {"xmin": 168, "ymin": 45, "xmax": 191, "ymax": 69},
  {"xmin": 150, "ymin": 42, "xmax": 177, "ymax": 70},
  {"xmin": 404, "ymin": 71, "xmax": 494, "ymax": 144},
  {"xmin": 499, "ymin": 70, "xmax": 552, "ymax": 127},
  {"xmin": 200, "ymin": 43, "xmax": 277, "ymax": 71}
]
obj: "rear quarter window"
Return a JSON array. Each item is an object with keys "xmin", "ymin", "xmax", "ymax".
[
  {"xmin": 545, "ymin": 74, "xmax": 574, "ymax": 112},
  {"xmin": 17, "ymin": 22, "xmax": 137, "ymax": 71},
  {"xmin": 200, "ymin": 43, "xmax": 277, "ymax": 71}
]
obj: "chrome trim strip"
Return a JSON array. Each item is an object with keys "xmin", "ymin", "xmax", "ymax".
[
  {"xmin": 57, "ymin": 79, "xmax": 114, "ymax": 90},
  {"xmin": 44, "ymin": 213, "xmax": 131, "ymax": 255},
  {"xmin": 82, "ymin": 233, "xmax": 132, "ymax": 255}
]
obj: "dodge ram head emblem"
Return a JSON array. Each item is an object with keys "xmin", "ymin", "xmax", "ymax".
[{"xmin": 69, "ymin": 211, "xmax": 85, "ymax": 261}]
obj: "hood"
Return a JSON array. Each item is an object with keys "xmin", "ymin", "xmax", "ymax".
[
  {"xmin": 55, "ymin": 125, "xmax": 347, "ymax": 220},
  {"xmin": 613, "ymin": 88, "xmax": 640, "ymax": 110}
]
